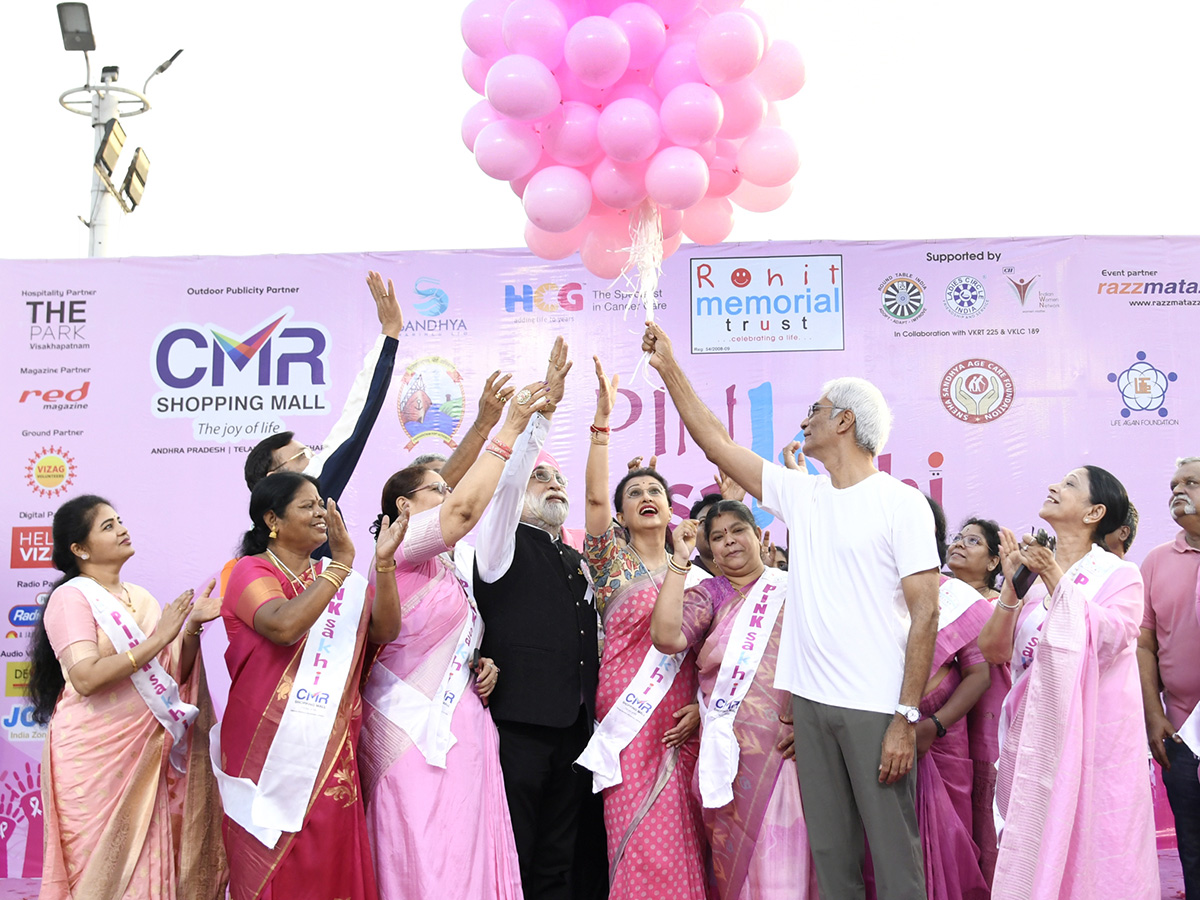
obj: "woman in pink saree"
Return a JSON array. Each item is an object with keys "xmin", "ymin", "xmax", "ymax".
[
  {"xmin": 579, "ymin": 357, "xmax": 706, "ymax": 900},
  {"xmin": 358, "ymin": 373, "xmax": 553, "ymax": 900},
  {"xmin": 650, "ymin": 501, "xmax": 818, "ymax": 900},
  {"xmin": 29, "ymin": 494, "xmax": 226, "ymax": 900},
  {"xmin": 979, "ymin": 465, "xmax": 1157, "ymax": 900}
]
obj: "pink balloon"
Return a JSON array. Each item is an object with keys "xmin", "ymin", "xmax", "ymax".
[
  {"xmin": 695, "ymin": 11, "xmax": 764, "ymax": 85},
  {"xmin": 665, "ymin": 8, "xmax": 708, "ymax": 43},
  {"xmin": 652, "ymin": 42, "xmax": 704, "ymax": 99},
  {"xmin": 741, "ymin": 8, "xmax": 768, "ymax": 45},
  {"xmin": 474, "ymin": 120, "xmax": 542, "ymax": 180},
  {"xmin": 702, "ymin": 0, "xmax": 742, "ymax": 10},
  {"xmin": 705, "ymin": 138, "xmax": 741, "ymax": 197},
  {"xmin": 539, "ymin": 101, "xmax": 603, "ymax": 166},
  {"xmin": 554, "ymin": 63, "xmax": 607, "ymax": 106},
  {"xmin": 715, "ymin": 78, "xmax": 766, "ymax": 139},
  {"xmin": 551, "ymin": 0, "xmax": 588, "ymax": 22},
  {"xmin": 737, "ymin": 126, "xmax": 798, "ymax": 187},
  {"xmin": 486, "ymin": 54, "xmax": 562, "ymax": 121},
  {"xmin": 462, "ymin": 0, "xmax": 513, "ymax": 59},
  {"xmin": 564, "ymin": 16, "xmax": 631, "ymax": 88},
  {"xmin": 681, "ymin": 196, "xmax": 734, "ymax": 244},
  {"xmin": 693, "ymin": 139, "xmax": 717, "ymax": 164},
  {"xmin": 580, "ymin": 212, "xmax": 633, "ymax": 278},
  {"xmin": 510, "ymin": 153, "xmax": 554, "ymax": 197},
  {"xmin": 597, "ymin": 98, "xmax": 661, "ymax": 163},
  {"xmin": 462, "ymin": 49, "xmax": 494, "ymax": 95},
  {"xmin": 601, "ymin": 79, "xmax": 660, "ymax": 109},
  {"xmin": 525, "ymin": 217, "xmax": 590, "ymax": 259},
  {"xmin": 645, "ymin": 146, "xmax": 710, "ymax": 210},
  {"xmin": 662, "ymin": 229, "xmax": 683, "ymax": 258},
  {"xmin": 591, "ymin": 157, "xmax": 648, "ymax": 209},
  {"xmin": 462, "ymin": 99, "xmax": 502, "ymax": 151},
  {"xmin": 523, "ymin": 165, "xmax": 593, "ymax": 232},
  {"xmin": 755, "ymin": 40, "xmax": 805, "ymax": 101},
  {"xmin": 763, "ymin": 101, "xmax": 781, "ymax": 126},
  {"xmin": 650, "ymin": 0, "xmax": 702, "ymax": 26},
  {"xmin": 729, "ymin": 178, "xmax": 793, "ymax": 212},
  {"xmin": 660, "ymin": 207, "xmax": 683, "ymax": 238},
  {"xmin": 659, "ymin": 82, "xmax": 723, "ymax": 146},
  {"xmin": 503, "ymin": 0, "xmax": 568, "ymax": 68},
  {"xmin": 609, "ymin": 4, "xmax": 667, "ymax": 70}
]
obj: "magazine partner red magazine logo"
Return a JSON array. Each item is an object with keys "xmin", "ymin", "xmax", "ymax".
[
  {"xmin": 25, "ymin": 447, "xmax": 76, "ymax": 498},
  {"xmin": 940, "ymin": 360, "xmax": 1015, "ymax": 423}
]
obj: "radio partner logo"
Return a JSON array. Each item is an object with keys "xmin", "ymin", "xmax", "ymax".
[{"xmin": 151, "ymin": 308, "xmax": 331, "ymax": 443}]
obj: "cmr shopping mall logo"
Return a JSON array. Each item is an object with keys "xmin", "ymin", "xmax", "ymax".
[{"xmin": 151, "ymin": 308, "xmax": 331, "ymax": 442}]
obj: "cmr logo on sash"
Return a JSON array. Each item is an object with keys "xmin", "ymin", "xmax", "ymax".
[
  {"xmin": 10, "ymin": 528, "xmax": 52, "ymax": 568},
  {"xmin": 690, "ymin": 255, "xmax": 845, "ymax": 354},
  {"xmin": 150, "ymin": 308, "xmax": 332, "ymax": 442}
]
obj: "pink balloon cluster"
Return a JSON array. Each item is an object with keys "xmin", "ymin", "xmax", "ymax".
[{"xmin": 461, "ymin": 0, "xmax": 805, "ymax": 278}]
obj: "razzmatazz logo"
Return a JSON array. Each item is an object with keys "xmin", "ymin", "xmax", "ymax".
[{"xmin": 1108, "ymin": 351, "xmax": 1178, "ymax": 419}]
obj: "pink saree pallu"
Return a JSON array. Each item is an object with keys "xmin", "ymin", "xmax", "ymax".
[
  {"xmin": 993, "ymin": 547, "xmax": 1157, "ymax": 900},
  {"xmin": 967, "ymin": 609, "xmax": 1011, "ymax": 888}
]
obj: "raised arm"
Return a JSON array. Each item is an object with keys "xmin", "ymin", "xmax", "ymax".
[
  {"xmin": 650, "ymin": 519, "xmax": 698, "ymax": 654},
  {"xmin": 978, "ymin": 527, "xmax": 1026, "ymax": 665},
  {"xmin": 642, "ymin": 321, "xmax": 764, "ymax": 499},
  {"xmin": 587, "ymin": 357, "xmax": 617, "ymax": 537},
  {"xmin": 368, "ymin": 506, "xmax": 410, "ymax": 644},
  {"xmin": 439, "ymin": 371, "xmax": 514, "ymax": 488}
]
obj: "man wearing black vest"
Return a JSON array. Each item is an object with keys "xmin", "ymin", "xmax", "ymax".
[{"xmin": 473, "ymin": 344, "xmax": 599, "ymax": 900}]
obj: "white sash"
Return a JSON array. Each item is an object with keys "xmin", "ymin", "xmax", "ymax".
[
  {"xmin": 361, "ymin": 547, "xmax": 484, "ymax": 768},
  {"xmin": 938, "ymin": 577, "xmax": 984, "ymax": 630},
  {"xmin": 698, "ymin": 568, "xmax": 787, "ymax": 808},
  {"xmin": 67, "ymin": 577, "xmax": 199, "ymax": 774},
  {"xmin": 210, "ymin": 561, "xmax": 367, "ymax": 848}
]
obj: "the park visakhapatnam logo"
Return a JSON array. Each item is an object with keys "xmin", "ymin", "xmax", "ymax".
[
  {"xmin": 944, "ymin": 276, "xmax": 987, "ymax": 318},
  {"xmin": 940, "ymin": 360, "xmax": 1015, "ymax": 424},
  {"xmin": 1108, "ymin": 351, "xmax": 1178, "ymax": 419},
  {"xmin": 879, "ymin": 274, "xmax": 927, "ymax": 323},
  {"xmin": 25, "ymin": 447, "xmax": 77, "ymax": 498},
  {"xmin": 396, "ymin": 357, "xmax": 465, "ymax": 450}
]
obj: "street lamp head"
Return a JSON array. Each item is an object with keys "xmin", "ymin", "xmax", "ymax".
[
  {"xmin": 100, "ymin": 65, "xmax": 119, "ymax": 84},
  {"xmin": 57, "ymin": 3, "xmax": 95, "ymax": 52}
]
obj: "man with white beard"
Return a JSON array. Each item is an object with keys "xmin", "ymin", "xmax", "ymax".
[{"xmin": 473, "ymin": 402, "xmax": 599, "ymax": 900}]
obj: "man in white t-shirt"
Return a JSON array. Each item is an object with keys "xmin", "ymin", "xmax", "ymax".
[{"xmin": 642, "ymin": 322, "xmax": 939, "ymax": 900}]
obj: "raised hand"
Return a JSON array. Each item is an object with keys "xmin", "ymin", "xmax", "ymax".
[
  {"xmin": 716, "ymin": 468, "xmax": 746, "ymax": 502},
  {"xmin": 375, "ymin": 504, "xmax": 411, "ymax": 566},
  {"xmin": 476, "ymin": 370, "xmax": 515, "ymax": 432},
  {"xmin": 641, "ymin": 321, "xmax": 676, "ymax": 372},
  {"xmin": 366, "ymin": 270, "xmax": 404, "ymax": 338},
  {"xmin": 158, "ymin": 589, "xmax": 195, "ymax": 643},
  {"xmin": 781, "ymin": 440, "xmax": 806, "ymax": 471},
  {"xmin": 997, "ymin": 527, "xmax": 1023, "ymax": 583},
  {"xmin": 504, "ymin": 381, "xmax": 550, "ymax": 431},
  {"xmin": 760, "ymin": 530, "xmax": 778, "ymax": 568},
  {"xmin": 672, "ymin": 519, "xmax": 699, "ymax": 564},
  {"xmin": 594, "ymin": 356, "xmax": 620, "ymax": 417},
  {"xmin": 325, "ymin": 498, "xmax": 355, "ymax": 568},
  {"xmin": 627, "ymin": 454, "xmax": 659, "ymax": 471},
  {"xmin": 544, "ymin": 336, "xmax": 572, "ymax": 409},
  {"xmin": 188, "ymin": 578, "xmax": 221, "ymax": 626}
]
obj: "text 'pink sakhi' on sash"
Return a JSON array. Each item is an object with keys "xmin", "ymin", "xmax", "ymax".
[
  {"xmin": 210, "ymin": 561, "xmax": 367, "ymax": 848},
  {"xmin": 65, "ymin": 575, "xmax": 199, "ymax": 773},
  {"xmin": 698, "ymin": 567, "xmax": 787, "ymax": 808}
]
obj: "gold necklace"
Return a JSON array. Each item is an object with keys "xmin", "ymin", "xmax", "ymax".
[
  {"xmin": 266, "ymin": 549, "xmax": 315, "ymax": 594},
  {"xmin": 84, "ymin": 574, "xmax": 135, "ymax": 613}
]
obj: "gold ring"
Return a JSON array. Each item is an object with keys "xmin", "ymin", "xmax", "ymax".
[
  {"xmin": 515, "ymin": 389, "xmax": 532, "ymax": 406},
  {"xmin": 494, "ymin": 391, "xmax": 504, "ymax": 400}
]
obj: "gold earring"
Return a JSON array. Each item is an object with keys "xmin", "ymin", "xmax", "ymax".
[{"xmin": 269, "ymin": 528, "xmax": 277, "ymax": 539}]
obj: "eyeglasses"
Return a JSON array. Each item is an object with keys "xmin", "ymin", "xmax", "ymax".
[
  {"xmin": 412, "ymin": 482, "xmax": 453, "ymax": 496},
  {"xmin": 532, "ymin": 468, "xmax": 568, "ymax": 487},
  {"xmin": 806, "ymin": 403, "xmax": 845, "ymax": 419},
  {"xmin": 269, "ymin": 446, "xmax": 315, "ymax": 473},
  {"xmin": 948, "ymin": 533, "xmax": 985, "ymax": 548}
]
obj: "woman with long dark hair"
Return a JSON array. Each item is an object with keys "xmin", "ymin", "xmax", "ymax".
[
  {"xmin": 29, "ymin": 494, "xmax": 226, "ymax": 899},
  {"xmin": 979, "ymin": 466, "xmax": 1156, "ymax": 899},
  {"xmin": 215, "ymin": 472, "xmax": 406, "ymax": 900}
]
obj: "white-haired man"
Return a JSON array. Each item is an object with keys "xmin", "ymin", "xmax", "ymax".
[
  {"xmin": 1139, "ymin": 456, "xmax": 1200, "ymax": 900},
  {"xmin": 642, "ymin": 322, "xmax": 938, "ymax": 900}
]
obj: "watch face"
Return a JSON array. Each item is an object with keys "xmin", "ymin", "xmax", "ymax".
[{"xmin": 906, "ymin": 709, "xmax": 920, "ymax": 724}]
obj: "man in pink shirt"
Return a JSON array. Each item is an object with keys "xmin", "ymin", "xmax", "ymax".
[{"xmin": 1139, "ymin": 455, "xmax": 1200, "ymax": 899}]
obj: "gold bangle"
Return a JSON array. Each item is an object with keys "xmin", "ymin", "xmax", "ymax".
[
  {"xmin": 317, "ymin": 571, "xmax": 344, "ymax": 589},
  {"xmin": 667, "ymin": 557, "xmax": 691, "ymax": 576},
  {"xmin": 326, "ymin": 561, "xmax": 353, "ymax": 574},
  {"xmin": 126, "ymin": 650, "xmax": 139, "ymax": 672},
  {"xmin": 375, "ymin": 559, "xmax": 397, "ymax": 573},
  {"xmin": 185, "ymin": 623, "xmax": 203, "ymax": 637}
]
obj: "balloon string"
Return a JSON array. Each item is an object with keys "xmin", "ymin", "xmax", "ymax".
[{"xmin": 615, "ymin": 199, "xmax": 664, "ymax": 388}]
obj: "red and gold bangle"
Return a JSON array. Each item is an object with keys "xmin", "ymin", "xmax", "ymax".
[{"xmin": 589, "ymin": 423, "xmax": 610, "ymax": 434}]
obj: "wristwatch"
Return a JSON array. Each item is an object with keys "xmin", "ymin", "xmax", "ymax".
[
  {"xmin": 895, "ymin": 704, "xmax": 920, "ymax": 724},
  {"xmin": 929, "ymin": 713, "xmax": 947, "ymax": 738}
]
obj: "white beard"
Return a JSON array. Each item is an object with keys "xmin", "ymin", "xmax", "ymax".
[
  {"xmin": 1173, "ymin": 498, "xmax": 1198, "ymax": 518},
  {"xmin": 523, "ymin": 493, "xmax": 569, "ymax": 530}
]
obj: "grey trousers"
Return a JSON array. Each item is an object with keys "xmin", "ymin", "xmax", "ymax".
[{"xmin": 792, "ymin": 695, "xmax": 925, "ymax": 900}]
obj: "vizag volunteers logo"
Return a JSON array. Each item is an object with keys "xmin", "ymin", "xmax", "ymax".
[
  {"xmin": 396, "ymin": 357, "xmax": 465, "ymax": 450},
  {"xmin": 25, "ymin": 447, "xmax": 76, "ymax": 498},
  {"xmin": 944, "ymin": 276, "xmax": 987, "ymax": 318},
  {"xmin": 1108, "ymin": 351, "xmax": 1178, "ymax": 418},
  {"xmin": 940, "ymin": 359, "xmax": 1015, "ymax": 424},
  {"xmin": 879, "ymin": 274, "xmax": 927, "ymax": 322}
]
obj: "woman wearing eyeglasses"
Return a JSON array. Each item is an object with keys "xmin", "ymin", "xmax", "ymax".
[
  {"xmin": 358, "ymin": 369, "xmax": 558, "ymax": 900},
  {"xmin": 575, "ymin": 356, "xmax": 706, "ymax": 900}
]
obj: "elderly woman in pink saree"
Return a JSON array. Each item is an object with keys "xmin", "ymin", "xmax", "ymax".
[
  {"xmin": 578, "ymin": 358, "xmax": 706, "ymax": 900},
  {"xmin": 358, "ymin": 374, "xmax": 553, "ymax": 900},
  {"xmin": 28, "ymin": 494, "xmax": 227, "ymax": 900},
  {"xmin": 980, "ymin": 466, "xmax": 1157, "ymax": 900},
  {"xmin": 651, "ymin": 501, "xmax": 819, "ymax": 900}
]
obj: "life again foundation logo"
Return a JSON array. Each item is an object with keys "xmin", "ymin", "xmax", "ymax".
[
  {"xmin": 24, "ymin": 447, "xmax": 76, "ymax": 498},
  {"xmin": 151, "ymin": 308, "xmax": 331, "ymax": 443},
  {"xmin": 1108, "ymin": 351, "xmax": 1178, "ymax": 420},
  {"xmin": 396, "ymin": 357, "xmax": 464, "ymax": 450},
  {"xmin": 879, "ymin": 274, "xmax": 927, "ymax": 323},
  {"xmin": 940, "ymin": 360, "xmax": 1015, "ymax": 423}
]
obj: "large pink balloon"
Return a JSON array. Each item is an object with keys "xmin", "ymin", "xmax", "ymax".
[
  {"xmin": 539, "ymin": 101, "xmax": 603, "ymax": 166},
  {"xmin": 705, "ymin": 138, "xmax": 741, "ymax": 197},
  {"xmin": 597, "ymin": 98, "xmax": 661, "ymax": 163},
  {"xmin": 462, "ymin": 49, "xmax": 494, "ymax": 95},
  {"xmin": 609, "ymin": 4, "xmax": 667, "ymax": 70},
  {"xmin": 509, "ymin": 152, "xmax": 554, "ymax": 197},
  {"xmin": 580, "ymin": 213, "xmax": 633, "ymax": 278},
  {"xmin": 715, "ymin": 78, "xmax": 766, "ymax": 138},
  {"xmin": 665, "ymin": 8, "xmax": 708, "ymax": 43},
  {"xmin": 474, "ymin": 120, "xmax": 542, "ymax": 180},
  {"xmin": 486, "ymin": 54, "xmax": 562, "ymax": 121},
  {"xmin": 462, "ymin": 99, "xmax": 502, "ymax": 151},
  {"xmin": 661, "ymin": 229, "xmax": 683, "ymax": 258},
  {"xmin": 564, "ymin": 16, "xmax": 631, "ymax": 88},
  {"xmin": 523, "ymin": 165, "xmax": 593, "ymax": 232},
  {"xmin": 755, "ymin": 40, "xmax": 805, "ymax": 101},
  {"xmin": 695, "ymin": 11, "xmax": 764, "ymax": 85},
  {"xmin": 503, "ymin": 0, "xmax": 569, "ymax": 68},
  {"xmin": 650, "ymin": 0, "xmax": 702, "ymax": 26},
  {"xmin": 462, "ymin": 0, "xmax": 513, "ymax": 59},
  {"xmin": 645, "ymin": 146, "xmax": 710, "ymax": 210},
  {"xmin": 659, "ymin": 82, "xmax": 723, "ymax": 146},
  {"xmin": 652, "ymin": 41, "xmax": 704, "ymax": 98},
  {"xmin": 601, "ymin": 79, "xmax": 660, "ymax": 109},
  {"xmin": 681, "ymin": 196, "xmax": 734, "ymax": 244},
  {"xmin": 737, "ymin": 126, "xmax": 799, "ymax": 187},
  {"xmin": 729, "ymin": 179, "xmax": 792, "ymax": 212},
  {"xmin": 591, "ymin": 157, "xmax": 648, "ymax": 209},
  {"xmin": 554, "ymin": 63, "xmax": 607, "ymax": 106},
  {"xmin": 660, "ymin": 206, "xmax": 683, "ymax": 238},
  {"xmin": 525, "ymin": 217, "xmax": 590, "ymax": 259}
]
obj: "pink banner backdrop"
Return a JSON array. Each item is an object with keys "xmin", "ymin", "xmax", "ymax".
[{"xmin": 3, "ymin": 235, "xmax": 1196, "ymax": 876}]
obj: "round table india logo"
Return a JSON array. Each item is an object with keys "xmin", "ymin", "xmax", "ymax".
[
  {"xmin": 26, "ymin": 447, "xmax": 77, "ymax": 497},
  {"xmin": 941, "ymin": 360, "xmax": 1015, "ymax": 423}
]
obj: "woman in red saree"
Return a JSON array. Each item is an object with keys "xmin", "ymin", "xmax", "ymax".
[{"xmin": 218, "ymin": 471, "xmax": 406, "ymax": 900}]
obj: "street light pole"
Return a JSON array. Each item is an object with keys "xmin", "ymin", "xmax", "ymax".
[{"xmin": 88, "ymin": 67, "xmax": 122, "ymax": 257}]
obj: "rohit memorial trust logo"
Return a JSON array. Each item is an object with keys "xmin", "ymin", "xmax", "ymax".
[
  {"xmin": 944, "ymin": 276, "xmax": 987, "ymax": 318},
  {"xmin": 879, "ymin": 274, "xmax": 927, "ymax": 323},
  {"xmin": 25, "ymin": 447, "xmax": 77, "ymax": 498},
  {"xmin": 940, "ymin": 360, "xmax": 1015, "ymax": 424},
  {"xmin": 396, "ymin": 357, "xmax": 465, "ymax": 450},
  {"xmin": 1108, "ymin": 351, "xmax": 1178, "ymax": 419}
]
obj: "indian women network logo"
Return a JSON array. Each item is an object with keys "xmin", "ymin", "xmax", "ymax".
[{"xmin": 396, "ymin": 357, "xmax": 464, "ymax": 450}]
